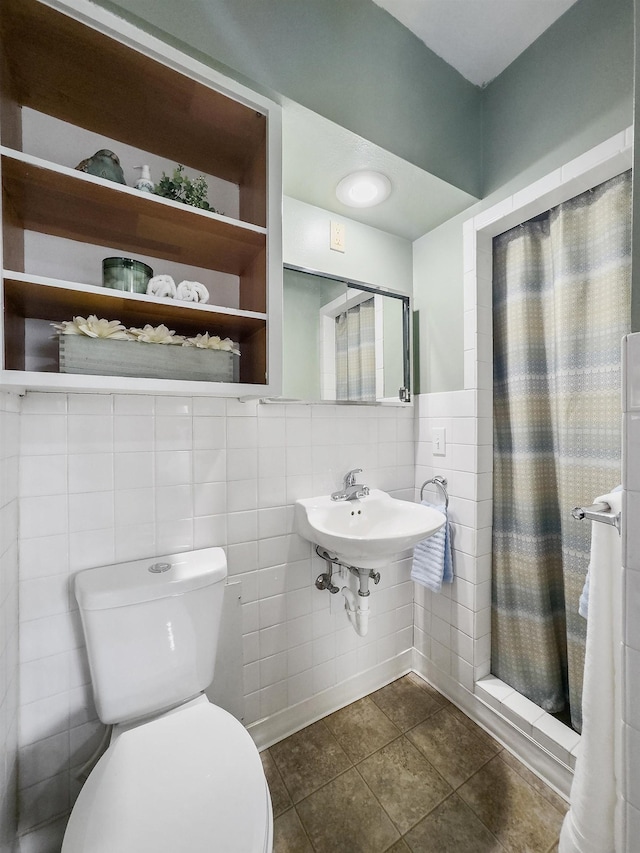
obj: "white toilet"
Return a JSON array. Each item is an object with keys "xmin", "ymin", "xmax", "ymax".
[{"xmin": 62, "ymin": 546, "xmax": 272, "ymax": 853}]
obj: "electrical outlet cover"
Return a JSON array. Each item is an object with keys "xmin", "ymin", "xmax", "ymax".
[{"xmin": 330, "ymin": 220, "xmax": 345, "ymax": 252}]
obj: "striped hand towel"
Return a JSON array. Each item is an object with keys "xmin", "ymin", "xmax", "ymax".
[{"xmin": 410, "ymin": 502, "xmax": 453, "ymax": 593}]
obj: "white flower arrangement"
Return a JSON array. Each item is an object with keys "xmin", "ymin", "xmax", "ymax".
[
  {"xmin": 53, "ymin": 315, "xmax": 131, "ymax": 340},
  {"xmin": 183, "ymin": 332, "xmax": 240, "ymax": 355},
  {"xmin": 128, "ymin": 324, "xmax": 185, "ymax": 345},
  {"xmin": 52, "ymin": 317, "xmax": 240, "ymax": 355}
]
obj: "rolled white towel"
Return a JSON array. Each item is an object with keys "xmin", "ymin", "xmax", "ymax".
[
  {"xmin": 176, "ymin": 280, "xmax": 209, "ymax": 304},
  {"xmin": 147, "ymin": 274, "xmax": 176, "ymax": 299}
]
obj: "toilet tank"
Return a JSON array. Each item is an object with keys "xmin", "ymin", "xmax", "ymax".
[{"xmin": 75, "ymin": 547, "xmax": 227, "ymax": 725}]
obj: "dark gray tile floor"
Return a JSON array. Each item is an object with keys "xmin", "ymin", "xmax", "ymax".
[{"xmin": 262, "ymin": 673, "xmax": 566, "ymax": 853}]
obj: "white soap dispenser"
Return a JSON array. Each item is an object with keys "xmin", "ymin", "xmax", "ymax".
[{"xmin": 135, "ymin": 165, "xmax": 154, "ymax": 193}]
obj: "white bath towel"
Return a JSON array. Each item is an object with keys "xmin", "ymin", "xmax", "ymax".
[
  {"xmin": 176, "ymin": 280, "xmax": 209, "ymax": 304},
  {"xmin": 146, "ymin": 274, "xmax": 176, "ymax": 299},
  {"xmin": 559, "ymin": 488, "xmax": 623, "ymax": 853},
  {"xmin": 578, "ymin": 486, "xmax": 622, "ymax": 620},
  {"xmin": 578, "ymin": 574, "xmax": 590, "ymax": 621},
  {"xmin": 410, "ymin": 502, "xmax": 452, "ymax": 593}
]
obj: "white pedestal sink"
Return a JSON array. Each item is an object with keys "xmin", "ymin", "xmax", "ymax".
[{"xmin": 295, "ymin": 488, "xmax": 445, "ymax": 570}]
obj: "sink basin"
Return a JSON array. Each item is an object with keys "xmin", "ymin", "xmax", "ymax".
[{"xmin": 295, "ymin": 488, "xmax": 446, "ymax": 569}]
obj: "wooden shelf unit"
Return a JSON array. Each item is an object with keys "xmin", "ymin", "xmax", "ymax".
[
  {"xmin": 0, "ymin": 0, "xmax": 281, "ymax": 393},
  {"xmin": 0, "ymin": 0, "xmax": 267, "ymax": 225}
]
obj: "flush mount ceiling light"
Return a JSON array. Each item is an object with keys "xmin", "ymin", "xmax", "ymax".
[{"xmin": 336, "ymin": 170, "xmax": 392, "ymax": 208}]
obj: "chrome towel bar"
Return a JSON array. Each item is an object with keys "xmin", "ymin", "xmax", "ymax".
[
  {"xmin": 572, "ymin": 501, "xmax": 621, "ymax": 534},
  {"xmin": 420, "ymin": 476, "xmax": 449, "ymax": 509}
]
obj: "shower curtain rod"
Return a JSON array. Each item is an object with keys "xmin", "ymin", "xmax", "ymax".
[{"xmin": 571, "ymin": 501, "xmax": 621, "ymax": 534}]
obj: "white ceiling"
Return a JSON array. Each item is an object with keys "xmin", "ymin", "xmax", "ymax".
[
  {"xmin": 371, "ymin": 0, "xmax": 580, "ymax": 87},
  {"xmin": 283, "ymin": 0, "xmax": 580, "ymax": 242}
]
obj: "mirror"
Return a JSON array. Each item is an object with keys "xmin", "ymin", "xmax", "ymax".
[
  {"xmin": 283, "ymin": 265, "xmax": 410, "ymax": 403},
  {"xmin": 280, "ymin": 99, "xmax": 479, "ymax": 403}
]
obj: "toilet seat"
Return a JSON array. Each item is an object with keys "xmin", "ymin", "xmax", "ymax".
[{"xmin": 62, "ymin": 698, "xmax": 272, "ymax": 853}]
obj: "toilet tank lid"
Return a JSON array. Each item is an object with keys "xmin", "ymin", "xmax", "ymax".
[{"xmin": 75, "ymin": 547, "xmax": 227, "ymax": 611}]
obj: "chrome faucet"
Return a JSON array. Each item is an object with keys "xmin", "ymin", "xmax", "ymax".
[{"xmin": 331, "ymin": 468, "xmax": 370, "ymax": 502}]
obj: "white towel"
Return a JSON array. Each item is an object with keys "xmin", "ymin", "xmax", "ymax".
[
  {"xmin": 410, "ymin": 502, "xmax": 452, "ymax": 593},
  {"xmin": 578, "ymin": 574, "xmax": 590, "ymax": 620},
  {"xmin": 176, "ymin": 280, "xmax": 209, "ymax": 304},
  {"xmin": 578, "ymin": 485, "xmax": 622, "ymax": 620},
  {"xmin": 559, "ymin": 488, "xmax": 623, "ymax": 853},
  {"xmin": 146, "ymin": 274, "xmax": 176, "ymax": 299}
]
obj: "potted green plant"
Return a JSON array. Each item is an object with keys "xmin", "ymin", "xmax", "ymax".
[{"xmin": 154, "ymin": 165, "xmax": 221, "ymax": 213}]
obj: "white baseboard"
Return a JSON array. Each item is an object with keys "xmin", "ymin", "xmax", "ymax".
[
  {"xmin": 411, "ymin": 649, "xmax": 573, "ymax": 800},
  {"xmin": 248, "ymin": 649, "xmax": 413, "ymax": 750}
]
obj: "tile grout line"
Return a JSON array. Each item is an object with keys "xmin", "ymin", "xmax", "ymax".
[
  {"xmin": 291, "ymin": 803, "xmax": 318, "ymax": 853},
  {"xmin": 455, "ymin": 751, "xmax": 564, "ymax": 851},
  {"xmin": 351, "ymin": 753, "xmax": 452, "ymax": 846}
]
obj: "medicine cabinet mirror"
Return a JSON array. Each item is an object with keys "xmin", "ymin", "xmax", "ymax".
[{"xmin": 283, "ymin": 265, "xmax": 411, "ymax": 404}]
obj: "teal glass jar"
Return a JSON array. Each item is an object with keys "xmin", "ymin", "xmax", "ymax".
[{"xmin": 102, "ymin": 258, "xmax": 153, "ymax": 294}]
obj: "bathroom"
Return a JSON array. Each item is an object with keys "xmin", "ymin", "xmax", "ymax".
[{"xmin": 0, "ymin": 0, "xmax": 637, "ymax": 850}]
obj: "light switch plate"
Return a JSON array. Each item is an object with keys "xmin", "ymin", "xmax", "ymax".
[{"xmin": 433, "ymin": 426, "xmax": 446, "ymax": 456}]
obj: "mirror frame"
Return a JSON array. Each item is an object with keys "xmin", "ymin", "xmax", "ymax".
[{"xmin": 283, "ymin": 263, "xmax": 412, "ymax": 403}]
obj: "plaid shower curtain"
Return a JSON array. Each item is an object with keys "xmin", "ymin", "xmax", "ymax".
[
  {"xmin": 491, "ymin": 170, "xmax": 631, "ymax": 731},
  {"xmin": 335, "ymin": 297, "xmax": 376, "ymax": 402}
]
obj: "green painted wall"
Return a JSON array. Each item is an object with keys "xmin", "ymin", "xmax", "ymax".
[
  {"xmin": 414, "ymin": 0, "xmax": 634, "ymax": 392},
  {"xmin": 93, "ymin": 0, "xmax": 482, "ymax": 196},
  {"xmin": 412, "ymin": 219, "xmax": 465, "ymax": 393},
  {"xmin": 482, "ymin": 0, "xmax": 633, "ymax": 196}
]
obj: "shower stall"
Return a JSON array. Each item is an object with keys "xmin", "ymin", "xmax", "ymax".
[
  {"xmin": 412, "ymin": 128, "xmax": 637, "ymax": 803},
  {"xmin": 490, "ymin": 170, "xmax": 632, "ymax": 732}
]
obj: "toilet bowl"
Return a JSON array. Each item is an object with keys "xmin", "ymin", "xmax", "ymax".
[
  {"xmin": 61, "ymin": 547, "xmax": 272, "ymax": 853},
  {"xmin": 62, "ymin": 697, "xmax": 272, "ymax": 852}
]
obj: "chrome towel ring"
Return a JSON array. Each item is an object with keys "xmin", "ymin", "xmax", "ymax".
[{"xmin": 420, "ymin": 476, "xmax": 449, "ymax": 509}]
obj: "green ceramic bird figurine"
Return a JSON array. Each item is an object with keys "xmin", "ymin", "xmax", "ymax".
[{"xmin": 75, "ymin": 149, "xmax": 126, "ymax": 184}]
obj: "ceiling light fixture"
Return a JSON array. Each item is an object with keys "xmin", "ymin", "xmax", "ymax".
[{"xmin": 336, "ymin": 170, "xmax": 392, "ymax": 208}]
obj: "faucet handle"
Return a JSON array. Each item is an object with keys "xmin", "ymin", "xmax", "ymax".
[{"xmin": 344, "ymin": 468, "xmax": 362, "ymax": 487}]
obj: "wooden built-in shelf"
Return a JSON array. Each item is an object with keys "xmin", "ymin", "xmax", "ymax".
[
  {"xmin": 0, "ymin": 0, "xmax": 280, "ymax": 393},
  {"xmin": 3, "ymin": 273, "xmax": 267, "ymax": 339},
  {"xmin": 3, "ymin": 273, "xmax": 268, "ymax": 385},
  {"xmin": 0, "ymin": 0, "xmax": 267, "ymax": 226},
  {"xmin": 1, "ymin": 152, "xmax": 266, "ymax": 276}
]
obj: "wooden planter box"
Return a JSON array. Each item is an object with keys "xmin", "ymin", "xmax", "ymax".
[{"xmin": 59, "ymin": 335, "xmax": 240, "ymax": 383}]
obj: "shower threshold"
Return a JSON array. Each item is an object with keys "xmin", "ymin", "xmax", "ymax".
[{"xmin": 475, "ymin": 675, "xmax": 580, "ymax": 770}]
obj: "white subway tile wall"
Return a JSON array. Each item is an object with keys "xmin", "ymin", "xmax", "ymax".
[
  {"xmin": 0, "ymin": 392, "xmax": 20, "ymax": 853},
  {"xmin": 413, "ymin": 389, "xmax": 493, "ymax": 691},
  {"xmin": 15, "ymin": 392, "xmax": 415, "ymax": 848},
  {"xmin": 623, "ymin": 332, "xmax": 640, "ymax": 850}
]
